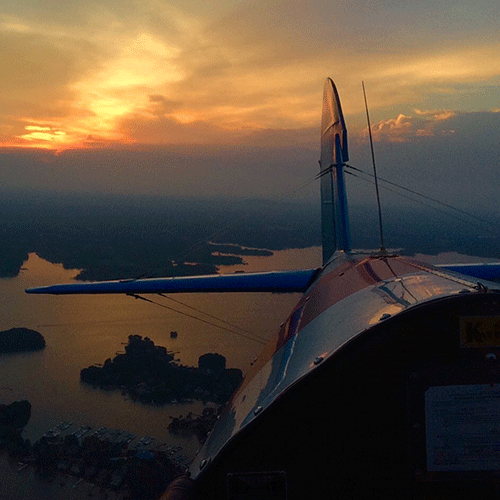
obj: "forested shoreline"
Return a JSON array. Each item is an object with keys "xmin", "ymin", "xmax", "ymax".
[{"xmin": 2, "ymin": 194, "xmax": 499, "ymax": 280}]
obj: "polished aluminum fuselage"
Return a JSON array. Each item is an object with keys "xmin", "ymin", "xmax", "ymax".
[{"xmin": 189, "ymin": 252, "xmax": 485, "ymax": 478}]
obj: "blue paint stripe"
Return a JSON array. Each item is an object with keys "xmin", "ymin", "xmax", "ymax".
[
  {"xmin": 438, "ymin": 263, "xmax": 500, "ymax": 281},
  {"xmin": 26, "ymin": 269, "xmax": 319, "ymax": 295}
]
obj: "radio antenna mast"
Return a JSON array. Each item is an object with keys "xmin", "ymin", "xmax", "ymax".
[{"xmin": 362, "ymin": 81, "xmax": 385, "ymax": 252}]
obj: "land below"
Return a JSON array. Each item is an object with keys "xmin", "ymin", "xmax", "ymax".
[
  {"xmin": 1, "ymin": 331, "xmax": 238, "ymax": 499},
  {"xmin": 2, "ymin": 411, "xmax": 189, "ymax": 500},
  {"xmin": 0, "ymin": 195, "xmax": 317, "ymax": 280},
  {"xmin": 1, "ymin": 194, "xmax": 499, "ymax": 280},
  {"xmin": 0, "ymin": 328, "xmax": 45, "ymax": 353},
  {"xmin": 81, "ymin": 335, "xmax": 243, "ymax": 406},
  {"xmin": 0, "ymin": 400, "xmax": 31, "ymax": 440}
]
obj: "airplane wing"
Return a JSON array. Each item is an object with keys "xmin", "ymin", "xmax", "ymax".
[
  {"xmin": 438, "ymin": 262, "xmax": 500, "ymax": 281},
  {"xmin": 24, "ymin": 262, "xmax": 500, "ymax": 296},
  {"xmin": 25, "ymin": 269, "xmax": 320, "ymax": 295}
]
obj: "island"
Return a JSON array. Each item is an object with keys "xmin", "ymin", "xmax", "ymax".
[
  {"xmin": 0, "ymin": 400, "xmax": 31, "ymax": 456},
  {"xmin": 207, "ymin": 242, "xmax": 273, "ymax": 258},
  {"xmin": 0, "ymin": 328, "xmax": 45, "ymax": 353},
  {"xmin": 80, "ymin": 335, "xmax": 243, "ymax": 405},
  {"xmin": 168, "ymin": 406, "xmax": 218, "ymax": 442},
  {"xmin": 0, "ymin": 400, "xmax": 31, "ymax": 431}
]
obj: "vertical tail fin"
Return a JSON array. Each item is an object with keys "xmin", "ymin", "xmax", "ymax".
[{"xmin": 319, "ymin": 78, "xmax": 351, "ymax": 263}]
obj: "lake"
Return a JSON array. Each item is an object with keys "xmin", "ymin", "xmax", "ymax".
[{"xmin": 0, "ymin": 247, "xmax": 322, "ymax": 453}]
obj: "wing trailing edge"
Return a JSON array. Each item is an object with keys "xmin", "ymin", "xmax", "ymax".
[{"xmin": 25, "ymin": 269, "xmax": 319, "ymax": 295}]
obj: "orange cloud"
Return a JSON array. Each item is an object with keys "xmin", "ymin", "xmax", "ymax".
[
  {"xmin": 365, "ymin": 114, "xmax": 415, "ymax": 142},
  {"xmin": 414, "ymin": 109, "xmax": 456, "ymax": 121},
  {"xmin": 365, "ymin": 110, "xmax": 461, "ymax": 142},
  {"xmin": 2, "ymin": 0, "xmax": 500, "ymax": 153}
]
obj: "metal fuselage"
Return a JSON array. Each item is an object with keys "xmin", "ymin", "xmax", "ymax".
[{"xmin": 191, "ymin": 252, "xmax": 500, "ymax": 499}]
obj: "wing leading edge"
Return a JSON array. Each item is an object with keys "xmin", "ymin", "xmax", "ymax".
[
  {"xmin": 25, "ymin": 269, "xmax": 319, "ymax": 295},
  {"xmin": 24, "ymin": 262, "xmax": 500, "ymax": 296}
]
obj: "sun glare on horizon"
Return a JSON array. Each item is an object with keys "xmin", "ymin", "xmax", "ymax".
[
  {"xmin": 1, "ymin": 32, "xmax": 186, "ymax": 151},
  {"xmin": 1, "ymin": 1, "xmax": 499, "ymax": 155}
]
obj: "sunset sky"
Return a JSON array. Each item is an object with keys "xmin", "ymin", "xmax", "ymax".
[{"xmin": 1, "ymin": 0, "xmax": 499, "ymax": 208}]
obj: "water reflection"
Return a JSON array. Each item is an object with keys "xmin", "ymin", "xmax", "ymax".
[{"xmin": 0, "ymin": 249, "xmax": 320, "ymax": 455}]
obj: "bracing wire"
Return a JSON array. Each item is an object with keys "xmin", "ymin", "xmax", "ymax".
[
  {"xmin": 345, "ymin": 168, "xmax": 499, "ymax": 233},
  {"xmin": 157, "ymin": 293, "xmax": 267, "ymax": 341},
  {"xmin": 128, "ymin": 293, "xmax": 266, "ymax": 345},
  {"xmin": 121, "ymin": 171, "xmax": 320, "ymax": 343},
  {"xmin": 116, "ymin": 146, "xmax": 498, "ymax": 345},
  {"xmin": 346, "ymin": 164, "xmax": 498, "ymax": 229},
  {"xmin": 169, "ymin": 174, "xmax": 320, "ymax": 268},
  {"xmin": 132, "ymin": 173, "xmax": 319, "ymax": 281},
  {"xmin": 37, "ymin": 297, "xmax": 265, "ymax": 342},
  {"xmin": 121, "ymin": 149, "xmax": 498, "ymax": 344}
]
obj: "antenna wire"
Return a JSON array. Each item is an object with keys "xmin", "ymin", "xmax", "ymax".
[{"xmin": 362, "ymin": 81, "xmax": 385, "ymax": 251}]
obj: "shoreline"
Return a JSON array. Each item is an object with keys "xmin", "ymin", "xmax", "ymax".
[{"xmin": 3, "ymin": 421, "xmax": 190, "ymax": 500}]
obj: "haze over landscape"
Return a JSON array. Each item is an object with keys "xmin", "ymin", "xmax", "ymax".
[{"xmin": 0, "ymin": 0, "xmax": 499, "ymax": 212}]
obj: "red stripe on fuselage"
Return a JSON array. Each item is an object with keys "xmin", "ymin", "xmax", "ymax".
[
  {"xmin": 238, "ymin": 256, "xmax": 428, "ymax": 390},
  {"xmin": 295, "ymin": 256, "xmax": 412, "ymax": 335}
]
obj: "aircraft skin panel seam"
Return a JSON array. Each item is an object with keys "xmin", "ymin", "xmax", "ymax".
[
  {"xmin": 236, "ymin": 260, "xmax": 479, "ymax": 391},
  {"xmin": 190, "ymin": 282, "xmax": 478, "ymax": 479}
]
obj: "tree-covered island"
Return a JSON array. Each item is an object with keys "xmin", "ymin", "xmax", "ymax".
[
  {"xmin": 0, "ymin": 328, "xmax": 45, "ymax": 353},
  {"xmin": 80, "ymin": 335, "xmax": 243, "ymax": 405},
  {"xmin": 0, "ymin": 400, "xmax": 32, "ymax": 456}
]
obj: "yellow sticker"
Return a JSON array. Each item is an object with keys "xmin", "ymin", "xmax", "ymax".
[{"xmin": 460, "ymin": 316, "xmax": 500, "ymax": 347}]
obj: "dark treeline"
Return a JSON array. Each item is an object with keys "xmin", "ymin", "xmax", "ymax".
[
  {"xmin": 1, "ymin": 193, "xmax": 500, "ymax": 279},
  {"xmin": 0, "ymin": 328, "xmax": 45, "ymax": 353},
  {"xmin": 359, "ymin": 204, "xmax": 500, "ymax": 259},
  {"xmin": 0, "ymin": 194, "xmax": 320, "ymax": 279},
  {"xmin": 81, "ymin": 335, "xmax": 243, "ymax": 405}
]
